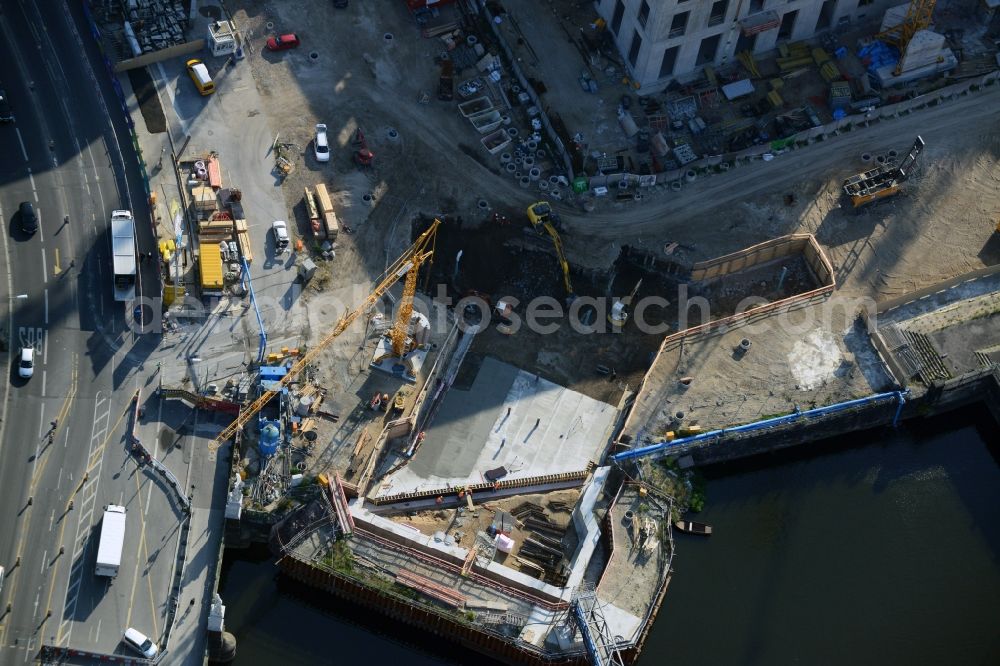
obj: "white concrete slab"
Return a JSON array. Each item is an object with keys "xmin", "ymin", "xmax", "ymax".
[
  {"xmin": 377, "ymin": 357, "xmax": 617, "ymax": 496},
  {"xmin": 599, "ymin": 601, "xmax": 644, "ymax": 644}
]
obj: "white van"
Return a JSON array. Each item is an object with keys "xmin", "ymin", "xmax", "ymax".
[{"xmin": 123, "ymin": 627, "xmax": 159, "ymax": 659}]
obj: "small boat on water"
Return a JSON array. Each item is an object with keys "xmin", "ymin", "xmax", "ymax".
[{"xmin": 674, "ymin": 520, "xmax": 712, "ymax": 536}]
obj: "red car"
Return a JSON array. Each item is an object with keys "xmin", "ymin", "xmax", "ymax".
[{"xmin": 266, "ymin": 33, "xmax": 300, "ymax": 51}]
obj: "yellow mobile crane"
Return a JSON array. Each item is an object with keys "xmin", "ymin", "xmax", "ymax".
[
  {"xmin": 208, "ymin": 218, "xmax": 440, "ymax": 452},
  {"xmin": 526, "ymin": 202, "xmax": 573, "ymax": 298}
]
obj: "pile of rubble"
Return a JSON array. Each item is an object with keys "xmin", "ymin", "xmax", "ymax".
[{"xmin": 91, "ymin": 0, "xmax": 190, "ymax": 56}]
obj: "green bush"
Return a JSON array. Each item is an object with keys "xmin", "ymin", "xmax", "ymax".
[{"xmin": 324, "ymin": 540, "xmax": 354, "ymax": 574}]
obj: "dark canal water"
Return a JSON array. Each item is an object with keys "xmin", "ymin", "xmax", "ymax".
[{"xmin": 219, "ymin": 406, "xmax": 1000, "ymax": 665}]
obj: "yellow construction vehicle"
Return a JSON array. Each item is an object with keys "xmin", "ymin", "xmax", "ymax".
[
  {"xmin": 208, "ymin": 219, "xmax": 441, "ymax": 451},
  {"xmin": 843, "ymin": 136, "xmax": 924, "ymax": 209},
  {"xmin": 526, "ymin": 202, "xmax": 573, "ymax": 298}
]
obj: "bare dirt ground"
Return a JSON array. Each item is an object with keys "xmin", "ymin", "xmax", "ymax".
[
  {"xmin": 390, "ymin": 488, "xmax": 580, "ymax": 561},
  {"xmin": 567, "ymin": 90, "xmax": 1000, "ymax": 301},
  {"xmin": 231, "ymin": 0, "xmax": 546, "ymax": 389},
  {"xmin": 231, "ymin": 0, "xmax": 1000, "ymax": 413}
]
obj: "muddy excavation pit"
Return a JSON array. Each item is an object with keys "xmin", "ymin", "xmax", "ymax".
[{"xmin": 409, "ymin": 217, "xmax": 822, "ymax": 405}]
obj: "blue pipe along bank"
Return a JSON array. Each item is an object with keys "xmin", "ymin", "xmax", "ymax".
[{"xmin": 611, "ymin": 391, "xmax": 909, "ymax": 463}]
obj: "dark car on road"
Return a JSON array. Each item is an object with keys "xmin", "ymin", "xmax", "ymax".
[
  {"xmin": 19, "ymin": 201, "xmax": 37, "ymax": 234},
  {"xmin": 0, "ymin": 90, "xmax": 13, "ymax": 123}
]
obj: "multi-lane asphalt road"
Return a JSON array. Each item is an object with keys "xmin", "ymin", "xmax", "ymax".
[{"xmin": 0, "ymin": 1, "xmax": 182, "ymax": 662}]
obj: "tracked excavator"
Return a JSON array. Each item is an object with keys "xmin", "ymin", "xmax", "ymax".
[{"xmin": 526, "ymin": 202, "xmax": 574, "ymax": 301}]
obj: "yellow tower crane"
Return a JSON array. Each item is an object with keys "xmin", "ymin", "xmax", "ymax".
[
  {"xmin": 388, "ymin": 237, "xmax": 435, "ymax": 358},
  {"xmin": 875, "ymin": 0, "xmax": 936, "ymax": 76},
  {"xmin": 208, "ymin": 218, "xmax": 441, "ymax": 452}
]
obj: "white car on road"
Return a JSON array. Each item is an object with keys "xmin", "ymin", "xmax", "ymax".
[
  {"xmin": 272, "ymin": 220, "xmax": 290, "ymax": 252},
  {"xmin": 123, "ymin": 627, "xmax": 159, "ymax": 659},
  {"xmin": 18, "ymin": 347, "xmax": 34, "ymax": 379},
  {"xmin": 314, "ymin": 123, "xmax": 330, "ymax": 163}
]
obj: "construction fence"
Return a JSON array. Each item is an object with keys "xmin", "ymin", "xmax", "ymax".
[
  {"xmin": 690, "ymin": 233, "xmax": 834, "ymax": 285},
  {"xmin": 657, "ymin": 236, "xmax": 836, "ymax": 355}
]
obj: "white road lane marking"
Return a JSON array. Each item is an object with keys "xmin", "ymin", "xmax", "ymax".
[
  {"xmin": 38, "ymin": 405, "xmax": 46, "ymax": 438},
  {"xmin": 49, "ymin": 509, "xmax": 55, "ymax": 532},
  {"xmin": 44, "ymin": 289, "xmax": 48, "ymax": 325},
  {"xmin": 40, "ymin": 551, "xmax": 47, "ymax": 574},
  {"xmin": 37, "ymin": 206, "xmax": 43, "ymax": 243},
  {"xmin": 41, "ymin": 247, "xmax": 47, "ymax": 282},
  {"xmin": 0, "ymin": 202, "xmax": 13, "ymax": 462},
  {"xmin": 41, "ymin": 370, "xmax": 46, "ymax": 397},
  {"xmin": 43, "ymin": 329, "xmax": 48, "ymax": 365},
  {"xmin": 15, "ymin": 127, "xmax": 28, "ymax": 161},
  {"xmin": 58, "ymin": 393, "xmax": 112, "ymax": 645},
  {"xmin": 28, "ymin": 170, "xmax": 38, "ymax": 201}
]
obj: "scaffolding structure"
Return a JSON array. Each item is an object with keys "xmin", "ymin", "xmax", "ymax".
[{"xmin": 572, "ymin": 584, "xmax": 625, "ymax": 666}]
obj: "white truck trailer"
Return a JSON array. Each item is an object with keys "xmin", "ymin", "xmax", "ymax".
[
  {"xmin": 95, "ymin": 505, "xmax": 126, "ymax": 578},
  {"xmin": 110, "ymin": 210, "xmax": 137, "ymax": 301}
]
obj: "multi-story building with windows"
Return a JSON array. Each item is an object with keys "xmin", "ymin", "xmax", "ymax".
[{"xmin": 595, "ymin": 0, "xmax": 905, "ymax": 92}]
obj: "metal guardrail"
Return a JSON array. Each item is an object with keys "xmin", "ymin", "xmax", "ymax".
[
  {"xmin": 129, "ymin": 389, "xmax": 191, "ymax": 511},
  {"xmin": 40, "ymin": 644, "xmax": 161, "ymax": 664},
  {"xmin": 81, "ymin": 0, "xmax": 164, "ymax": 302}
]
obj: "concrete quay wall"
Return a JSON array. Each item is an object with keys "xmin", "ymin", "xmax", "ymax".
[{"xmin": 683, "ymin": 372, "xmax": 999, "ymax": 467}]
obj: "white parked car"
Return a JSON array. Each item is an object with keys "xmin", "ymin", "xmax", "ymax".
[
  {"xmin": 314, "ymin": 123, "xmax": 330, "ymax": 162},
  {"xmin": 123, "ymin": 627, "xmax": 159, "ymax": 659},
  {"xmin": 18, "ymin": 346, "xmax": 34, "ymax": 379},
  {"xmin": 271, "ymin": 220, "xmax": 290, "ymax": 252}
]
